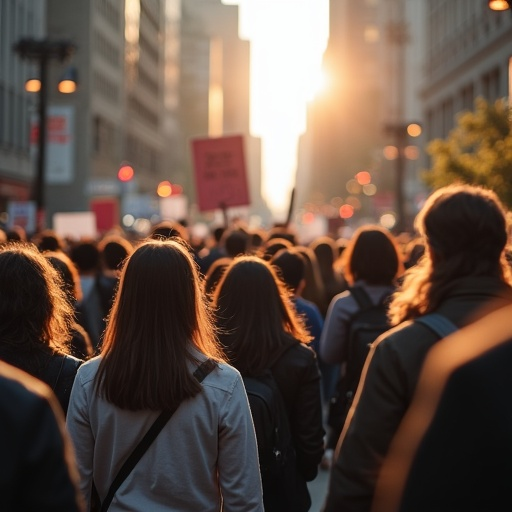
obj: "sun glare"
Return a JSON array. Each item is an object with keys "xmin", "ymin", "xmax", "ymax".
[{"xmin": 223, "ymin": 0, "xmax": 329, "ymax": 218}]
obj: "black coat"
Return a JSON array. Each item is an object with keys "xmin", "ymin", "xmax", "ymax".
[
  {"xmin": 0, "ymin": 361, "xmax": 82, "ymax": 511},
  {"xmin": 324, "ymin": 275, "xmax": 512, "ymax": 512},
  {"xmin": 0, "ymin": 343, "xmax": 82, "ymax": 415},
  {"xmin": 267, "ymin": 341, "xmax": 325, "ymax": 511}
]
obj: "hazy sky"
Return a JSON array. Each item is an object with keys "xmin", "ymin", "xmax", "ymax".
[{"xmin": 222, "ymin": 0, "xmax": 329, "ymax": 218}]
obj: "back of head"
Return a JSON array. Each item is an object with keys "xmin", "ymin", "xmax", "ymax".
[
  {"xmin": 213, "ymin": 255, "xmax": 309, "ymax": 374},
  {"xmin": 69, "ymin": 240, "xmax": 100, "ymax": 274},
  {"xmin": 35, "ymin": 229, "xmax": 65, "ymax": 252},
  {"xmin": 203, "ymin": 257, "xmax": 232, "ymax": 298},
  {"xmin": 261, "ymin": 237, "xmax": 293, "ymax": 261},
  {"xmin": 389, "ymin": 185, "xmax": 511, "ymax": 325},
  {"xmin": 45, "ymin": 251, "xmax": 82, "ymax": 303},
  {"xmin": 343, "ymin": 225, "xmax": 403, "ymax": 286},
  {"xmin": 98, "ymin": 235, "xmax": 133, "ymax": 271},
  {"xmin": 150, "ymin": 220, "xmax": 188, "ymax": 242},
  {"xmin": 99, "ymin": 239, "xmax": 221, "ymax": 410},
  {"xmin": 0, "ymin": 243, "xmax": 73, "ymax": 348},
  {"xmin": 417, "ymin": 185, "xmax": 509, "ymax": 278},
  {"xmin": 222, "ymin": 228, "xmax": 250, "ymax": 258},
  {"xmin": 271, "ymin": 248, "xmax": 306, "ymax": 292}
]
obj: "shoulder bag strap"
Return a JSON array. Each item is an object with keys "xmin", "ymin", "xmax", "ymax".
[
  {"xmin": 98, "ymin": 358, "xmax": 217, "ymax": 512},
  {"xmin": 415, "ymin": 313, "xmax": 458, "ymax": 339}
]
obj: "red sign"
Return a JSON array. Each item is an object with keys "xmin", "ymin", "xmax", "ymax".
[
  {"xmin": 191, "ymin": 135, "xmax": 250, "ymax": 212},
  {"xmin": 90, "ymin": 197, "xmax": 119, "ymax": 234}
]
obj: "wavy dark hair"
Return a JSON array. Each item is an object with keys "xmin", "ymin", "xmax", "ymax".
[
  {"xmin": 341, "ymin": 225, "xmax": 404, "ymax": 286},
  {"xmin": 389, "ymin": 185, "xmax": 512, "ymax": 325},
  {"xmin": 212, "ymin": 255, "xmax": 311, "ymax": 376},
  {"xmin": 96, "ymin": 239, "xmax": 224, "ymax": 411},
  {"xmin": 0, "ymin": 243, "xmax": 74, "ymax": 350}
]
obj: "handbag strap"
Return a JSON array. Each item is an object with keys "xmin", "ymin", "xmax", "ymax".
[{"xmin": 98, "ymin": 358, "xmax": 217, "ymax": 512}]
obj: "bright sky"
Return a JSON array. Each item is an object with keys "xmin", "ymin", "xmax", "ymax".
[{"xmin": 222, "ymin": 0, "xmax": 330, "ymax": 219}]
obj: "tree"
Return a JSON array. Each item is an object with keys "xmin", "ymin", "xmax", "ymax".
[{"xmin": 423, "ymin": 97, "xmax": 512, "ymax": 207}]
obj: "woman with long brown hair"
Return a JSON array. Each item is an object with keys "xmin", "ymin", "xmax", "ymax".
[
  {"xmin": 212, "ymin": 255, "xmax": 324, "ymax": 512},
  {"xmin": 324, "ymin": 185, "xmax": 512, "ymax": 511},
  {"xmin": 0, "ymin": 242, "xmax": 82, "ymax": 415},
  {"xmin": 67, "ymin": 239, "xmax": 263, "ymax": 511}
]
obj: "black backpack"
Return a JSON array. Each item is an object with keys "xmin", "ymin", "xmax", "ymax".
[
  {"xmin": 243, "ymin": 371, "xmax": 295, "ymax": 480},
  {"xmin": 328, "ymin": 286, "xmax": 392, "ymax": 431}
]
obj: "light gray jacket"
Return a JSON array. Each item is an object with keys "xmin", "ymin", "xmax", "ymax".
[{"xmin": 67, "ymin": 353, "xmax": 263, "ymax": 511}]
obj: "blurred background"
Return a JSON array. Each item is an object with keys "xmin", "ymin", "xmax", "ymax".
[{"xmin": 1, "ymin": 0, "xmax": 511, "ymax": 241}]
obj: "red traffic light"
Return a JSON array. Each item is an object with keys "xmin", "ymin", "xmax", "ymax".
[{"xmin": 118, "ymin": 164, "xmax": 134, "ymax": 182}]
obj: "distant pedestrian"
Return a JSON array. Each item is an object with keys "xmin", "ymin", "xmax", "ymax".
[{"xmin": 320, "ymin": 225, "xmax": 403, "ymax": 468}]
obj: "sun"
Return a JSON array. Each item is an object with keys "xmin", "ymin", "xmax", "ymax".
[{"xmin": 222, "ymin": 0, "xmax": 329, "ymax": 218}]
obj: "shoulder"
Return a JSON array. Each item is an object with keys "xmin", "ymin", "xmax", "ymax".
[
  {"xmin": 197, "ymin": 360, "xmax": 244, "ymax": 396},
  {"xmin": 74, "ymin": 356, "xmax": 101, "ymax": 386},
  {"xmin": 275, "ymin": 342, "xmax": 317, "ymax": 369},
  {"xmin": 0, "ymin": 361, "xmax": 57, "ymax": 422}
]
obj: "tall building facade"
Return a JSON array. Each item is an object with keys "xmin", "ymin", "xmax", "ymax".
[
  {"xmin": 0, "ymin": 0, "xmax": 46, "ymax": 215},
  {"xmin": 45, "ymin": 0, "xmax": 170, "ymax": 227},
  {"xmin": 421, "ymin": 1, "xmax": 512, "ymax": 141},
  {"xmin": 2, "ymin": 0, "xmax": 174, "ymax": 232},
  {"xmin": 297, "ymin": 0, "xmax": 426, "ymax": 232},
  {"xmin": 178, "ymin": 0, "xmax": 266, "ymax": 221}
]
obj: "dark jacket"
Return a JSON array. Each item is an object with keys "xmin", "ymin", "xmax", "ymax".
[
  {"xmin": 0, "ymin": 361, "xmax": 83, "ymax": 512},
  {"xmin": 269, "ymin": 341, "xmax": 325, "ymax": 511},
  {"xmin": 323, "ymin": 276, "xmax": 512, "ymax": 512},
  {"xmin": 399, "ymin": 337, "xmax": 512, "ymax": 511},
  {"xmin": 0, "ymin": 344, "xmax": 82, "ymax": 415}
]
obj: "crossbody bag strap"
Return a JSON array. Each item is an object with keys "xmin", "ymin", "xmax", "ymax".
[{"xmin": 98, "ymin": 358, "xmax": 217, "ymax": 512}]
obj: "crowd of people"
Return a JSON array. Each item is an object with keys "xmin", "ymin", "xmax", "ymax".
[{"xmin": 1, "ymin": 183, "xmax": 512, "ymax": 511}]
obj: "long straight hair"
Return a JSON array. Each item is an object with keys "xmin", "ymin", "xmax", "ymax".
[
  {"xmin": 96, "ymin": 239, "xmax": 224, "ymax": 411},
  {"xmin": 212, "ymin": 255, "xmax": 311, "ymax": 376}
]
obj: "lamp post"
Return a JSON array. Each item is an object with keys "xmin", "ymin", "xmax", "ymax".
[{"xmin": 13, "ymin": 38, "xmax": 76, "ymax": 231}]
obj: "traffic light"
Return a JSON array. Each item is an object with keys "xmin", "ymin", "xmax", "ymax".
[{"xmin": 118, "ymin": 164, "xmax": 134, "ymax": 182}]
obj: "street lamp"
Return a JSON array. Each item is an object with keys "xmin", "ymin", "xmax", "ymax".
[
  {"xmin": 13, "ymin": 38, "xmax": 77, "ymax": 231},
  {"xmin": 384, "ymin": 122, "xmax": 422, "ymax": 233},
  {"xmin": 488, "ymin": 0, "xmax": 511, "ymax": 11}
]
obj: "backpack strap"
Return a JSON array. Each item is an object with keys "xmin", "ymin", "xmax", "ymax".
[
  {"xmin": 415, "ymin": 313, "xmax": 458, "ymax": 339},
  {"xmin": 349, "ymin": 286, "xmax": 374, "ymax": 310},
  {"xmin": 95, "ymin": 358, "xmax": 216, "ymax": 512}
]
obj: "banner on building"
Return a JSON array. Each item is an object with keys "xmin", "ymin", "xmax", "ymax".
[
  {"xmin": 191, "ymin": 135, "xmax": 250, "ymax": 212},
  {"xmin": 7, "ymin": 201, "xmax": 36, "ymax": 234},
  {"xmin": 30, "ymin": 105, "xmax": 75, "ymax": 184}
]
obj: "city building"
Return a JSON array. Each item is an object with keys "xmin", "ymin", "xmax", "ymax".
[
  {"xmin": 421, "ymin": 1, "xmax": 512, "ymax": 140},
  {"xmin": 177, "ymin": 0, "xmax": 267, "ymax": 224},
  {"xmin": 0, "ymin": 0, "xmax": 46, "ymax": 224},
  {"xmin": 297, "ymin": 0, "xmax": 427, "ymax": 233}
]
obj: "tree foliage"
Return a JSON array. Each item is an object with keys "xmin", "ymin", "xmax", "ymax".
[{"xmin": 423, "ymin": 97, "xmax": 512, "ymax": 207}]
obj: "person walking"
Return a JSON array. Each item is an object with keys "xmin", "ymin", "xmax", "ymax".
[
  {"xmin": 319, "ymin": 225, "xmax": 404, "ymax": 468},
  {"xmin": 0, "ymin": 243, "xmax": 83, "ymax": 415},
  {"xmin": 213, "ymin": 255, "xmax": 325, "ymax": 512},
  {"xmin": 323, "ymin": 184, "xmax": 512, "ymax": 512},
  {"xmin": 67, "ymin": 239, "xmax": 263, "ymax": 511}
]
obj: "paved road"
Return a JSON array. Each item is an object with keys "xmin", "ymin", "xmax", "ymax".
[{"xmin": 308, "ymin": 466, "xmax": 330, "ymax": 511}]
